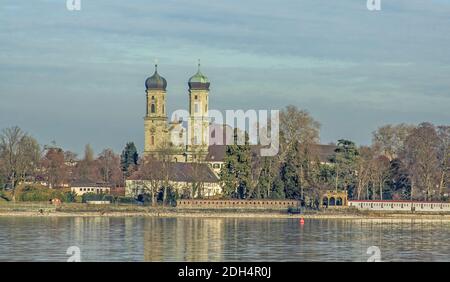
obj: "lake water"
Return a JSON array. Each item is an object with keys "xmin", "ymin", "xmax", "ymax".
[{"xmin": 0, "ymin": 217, "xmax": 449, "ymax": 262}]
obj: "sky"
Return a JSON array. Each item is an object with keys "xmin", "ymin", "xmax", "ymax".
[{"xmin": 0, "ymin": 0, "xmax": 449, "ymax": 156}]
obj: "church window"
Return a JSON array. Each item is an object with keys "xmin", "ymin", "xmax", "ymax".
[
  {"xmin": 162, "ymin": 104, "xmax": 165, "ymax": 114},
  {"xmin": 205, "ymin": 104, "xmax": 207, "ymax": 112},
  {"xmin": 195, "ymin": 95, "xmax": 198, "ymax": 100},
  {"xmin": 151, "ymin": 96, "xmax": 155, "ymax": 100},
  {"xmin": 151, "ymin": 103, "xmax": 156, "ymax": 113},
  {"xmin": 151, "ymin": 135, "xmax": 155, "ymax": 145},
  {"xmin": 194, "ymin": 103, "xmax": 199, "ymax": 113}
]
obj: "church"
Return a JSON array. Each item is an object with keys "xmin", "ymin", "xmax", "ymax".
[
  {"xmin": 145, "ymin": 62, "xmax": 215, "ymax": 161},
  {"xmin": 126, "ymin": 62, "xmax": 227, "ymax": 198},
  {"xmin": 125, "ymin": 62, "xmax": 337, "ymax": 199}
]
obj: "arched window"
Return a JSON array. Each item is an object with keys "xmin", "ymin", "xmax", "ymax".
[
  {"xmin": 162, "ymin": 104, "xmax": 165, "ymax": 114},
  {"xmin": 151, "ymin": 103, "xmax": 156, "ymax": 114},
  {"xmin": 329, "ymin": 197, "xmax": 336, "ymax": 206},
  {"xmin": 151, "ymin": 135, "xmax": 155, "ymax": 145},
  {"xmin": 194, "ymin": 103, "xmax": 199, "ymax": 113}
]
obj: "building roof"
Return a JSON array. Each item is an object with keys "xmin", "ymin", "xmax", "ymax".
[
  {"xmin": 205, "ymin": 143, "xmax": 337, "ymax": 163},
  {"xmin": 205, "ymin": 145, "xmax": 227, "ymax": 161},
  {"xmin": 309, "ymin": 144, "xmax": 337, "ymax": 163},
  {"xmin": 145, "ymin": 64, "xmax": 167, "ymax": 91},
  {"xmin": 188, "ymin": 62, "xmax": 210, "ymax": 90},
  {"xmin": 71, "ymin": 182, "xmax": 112, "ymax": 188},
  {"xmin": 349, "ymin": 200, "xmax": 450, "ymax": 204},
  {"xmin": 130, "ymin": 162, "xmax": 219, "ymax": 183}
]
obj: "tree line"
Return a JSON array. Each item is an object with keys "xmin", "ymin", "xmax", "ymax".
[
  {"xmin": 0, "ymin": 126, "xmax": 140, "ymax": 199},
  {"xmin": 219, "ymin": 106, "xmax": 449, "ymax": 206},
  {"xmin": 1, "ymin": 105, "xmax": 448, "ymax": 205}
]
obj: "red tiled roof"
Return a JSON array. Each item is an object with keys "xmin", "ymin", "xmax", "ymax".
[
  {"xmin": 349, "ymin": 200, "xmax": 449, "ymax": 204},
  {"xmin": 205, "ymin": 143, "xmax": 337, "ymax": 163},
  {"xmin": 130, "ymin": 162, "xmax": 219, "ymax": 183}
]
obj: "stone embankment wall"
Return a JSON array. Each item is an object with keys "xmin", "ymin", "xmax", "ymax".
[{"xmin": 176, "ymin": 199, "xmax": 299, "ymax": 210}]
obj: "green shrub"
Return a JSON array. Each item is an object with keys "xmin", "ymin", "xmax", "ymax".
[
  {"xmin": 116, "ymin": 196, "xmax": 136, "ymax": 204},
  {"xmin": 82, "ymin": 193, "xmax": 107, "ymax": 203},
  {"xmin": 16, "ymin": 185, "xmax": 66, "ymax": 202},
  {"xmin": 0, "ymin": 190, "xmax": 9, "ymax": 202},
  {"xmin": 63, "ymin": 191, "xmax": 77, "ymax": 203},
  {"xmin": 166, "ymin": 187, "xmax": 179, "ymax": 207}
]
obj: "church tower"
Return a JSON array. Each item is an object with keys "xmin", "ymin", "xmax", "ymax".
[
  {"xmin": 144, "ymin": 64, "xmax": 168, "ymax": 157},
  {"xmin": 186, "ymin": 61, "xmax": 210, "ymax": 161}
]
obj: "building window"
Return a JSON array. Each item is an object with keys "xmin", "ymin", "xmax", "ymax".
[
  {"xmin": 162, "ymin": 104, "xmax": 165, "ymax": 114},
  {"xmin": 151, "ymin": 103, "xmax": 156, "ymax": 113},
  {"xmin": 194, "ymin": 103, "xmax": 199, "ymax": 113},
  {"xmin": 151, "ymin": 135, "xmax": 155, "ymax": 145},
  {"xmin": 195, "ymin": 95, "xmax": 198, "ymax": 100}
]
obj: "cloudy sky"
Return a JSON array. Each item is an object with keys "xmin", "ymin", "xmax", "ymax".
[{"xmin": 1, "ymin": 0, "xmax": 449, "ymax": 155}]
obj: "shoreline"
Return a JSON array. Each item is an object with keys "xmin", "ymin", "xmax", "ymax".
[{"xmin": 1, "ymin": 210, "xmax": 450, "ymax": 222}]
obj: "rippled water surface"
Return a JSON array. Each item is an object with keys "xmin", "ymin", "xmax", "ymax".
[{"xmin": 0, "ymin": 217, "xmax": 449, "ymax": 261}]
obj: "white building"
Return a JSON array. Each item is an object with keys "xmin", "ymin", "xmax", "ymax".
[
  {"xmin": 348, "ymin": 200, "xmax": 450, "ymax": 212},
  {"xmin": 126, "ymin": 162, "xmax": 221, "ymax": 198},
  {"xmin": 71, "ymin": 182, "xmax": 112, "ymax": 196}
]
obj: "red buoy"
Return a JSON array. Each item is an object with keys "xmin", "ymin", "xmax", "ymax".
[{"xmin": 299, "ymin": 218, "xmax": 305, "ymax": 225}]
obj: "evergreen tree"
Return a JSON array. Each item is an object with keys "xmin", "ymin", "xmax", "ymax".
[
  {"xmin": 280, "ymin": 143, "xmax": 301, "ymax": 199},
  {"xmin": 219, "ymin": 130, "xmax": 252, "ymax": 199},
  {"xmin": 120, "ymin": 142, "xmax": 139, "ymax": 176},
  {"xmin": 330, "ymin": 139, "xmax": 359, "ymax": 192},
  {"xmin": 271, "ymin": 176, "xmax": 285, "ymax": 199},
  {"xmin": 255, "ymin": 156, "xmax": 278, "ymax": 199}
]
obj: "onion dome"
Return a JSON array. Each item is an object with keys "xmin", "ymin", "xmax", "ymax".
[
  {"xmin": 145, "ymin": 64, "xmax": 167, "ymax": 91},
  {"xmin": 188, "ymin": 60, "xmax": 210, "ymax": 90}
]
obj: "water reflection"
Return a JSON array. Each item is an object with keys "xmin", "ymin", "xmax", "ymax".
[{"xmin": 0, "ymin": 217, "xmax": 449, "ymax": 261}]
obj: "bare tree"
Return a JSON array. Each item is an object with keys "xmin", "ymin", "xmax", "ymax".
[
  {"xmin": 372, "ymin": 124, "xmax": 415, "ymax": 160},
  {"xmin": 73, "ymin": 144, "xmax": 100, "ymax": 183},
  {"xmin": 279, "ymin": 105, "xmax": 320, "ymax": 159},
  {"xmin": 0, "ymin": 127, "xmax": 40, "ymax": 200},
  {"xmin": 437, "ymin": 126, "xmax": 450, "ymax": 199},
  {"xmin": 157, "ymin": 140, "xmax": 178, "ymax": 205},
  {"xmin": 97, "ymin": 148, "xmax": 122, "ymax": 186},
  {"xmin": 403, "ymin": 123, "xmax": 440, "ymax": 201},
  {"xmin": 371, "ymin": 155, "xmax": 391, "ymax": 200},
  {"xmin": 41, "ymin": 147, "xmax": 67, "ymax": 188},
  {"xmin": 134, "ymin": 155, "xmax": 166, "ymax": 206},
  {"xmin": 355, "ymin": 146, "xmax": 374, "ymax": 200}
]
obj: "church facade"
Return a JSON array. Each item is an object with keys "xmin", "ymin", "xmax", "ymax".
[
  {"xmin": 144, "ymin": 63, "xmax": 211, "ymax": 163},
  {"xmin": 125, "ymin": 63, "xmax": 225, "ymax": 198}
]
